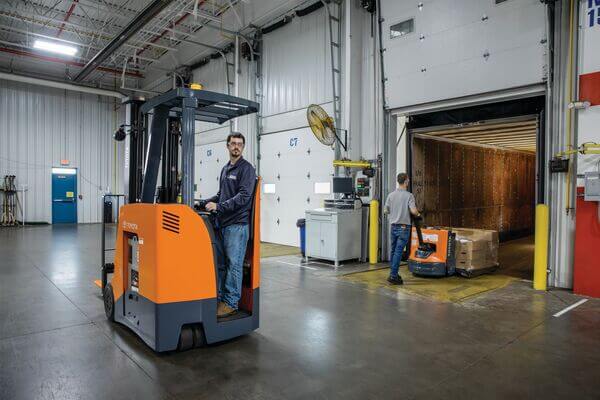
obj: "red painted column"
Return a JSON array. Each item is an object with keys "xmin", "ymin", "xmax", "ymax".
[{"xmin": 573, "ymin": 187, "xmax": 600, "ymax": 297}]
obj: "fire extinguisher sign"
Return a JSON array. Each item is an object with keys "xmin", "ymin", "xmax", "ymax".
[{"xmin": 588, "ymin": 0, "xmax": 600, "ymax": 28}]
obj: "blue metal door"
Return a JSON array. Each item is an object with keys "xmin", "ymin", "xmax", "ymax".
[{"xmin": 52, "ymin": 169, "xmax": 77, "ymax": 224}]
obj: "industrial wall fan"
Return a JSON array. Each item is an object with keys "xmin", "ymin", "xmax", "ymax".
[{"xmin": 306, "ymin": 104, "xmax": 347, "ymax": 151}]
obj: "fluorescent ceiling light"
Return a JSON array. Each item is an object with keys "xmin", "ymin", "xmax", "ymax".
[
  {"xmin": 33, "ymin": 40, "xmax": 77, "ymax": 56},
  {"xmin": 52, "ymin": 167, "xmax": 77, "ymax": 175}
]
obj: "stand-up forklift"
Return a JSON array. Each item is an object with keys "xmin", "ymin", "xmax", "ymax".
[{"xmin": 100, "ymin": 88, "xmax": 260, "ymax": 352}]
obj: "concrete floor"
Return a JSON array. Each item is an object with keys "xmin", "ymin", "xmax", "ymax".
[
  {"xmin": 1, "ymin": 224, "xmax": 599, "ymax": 400},
  {"xmin": 498, "ymin": 236, "xmax": 535, "ymax": 280}
]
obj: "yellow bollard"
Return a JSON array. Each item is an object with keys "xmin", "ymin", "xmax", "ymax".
[
  {"xmin": 534, "ymin": 204, "xmax": 549, "ymax": 291},
  {"xmin": 369, "ymin": 200, "xmax": 379, "ymax": 264}
]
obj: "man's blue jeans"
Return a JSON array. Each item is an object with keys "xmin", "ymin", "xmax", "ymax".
[
  {"xmin": 216, "ymin": 224, "xmax": 249, "ymax": 310},
  {"xmin": 390, "ymin": 224, "xmax": 411, "ymax": 277}
]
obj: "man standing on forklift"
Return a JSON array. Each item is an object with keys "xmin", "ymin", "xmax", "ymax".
[
  {"xmin": 201, "ymin": 132, "xmax": 256, "ymax": 317},
  {"xmin": 384, "ymin": 173, "xmax": 420, "ymax": 285}
]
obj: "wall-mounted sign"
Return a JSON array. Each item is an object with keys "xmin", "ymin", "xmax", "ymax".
[{"xmin": 588, "ymin": 0, "xmax": 600, "ymax": 28}]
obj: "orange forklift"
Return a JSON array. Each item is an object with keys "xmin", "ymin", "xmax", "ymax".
[{"xmin": 99, "ymin": 88, "xmax": 260, "ymax": 352}]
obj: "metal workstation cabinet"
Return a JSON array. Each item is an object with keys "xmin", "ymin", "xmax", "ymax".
[{"xmin": 305, "ymin": 208, "xmax": 362, "ymax": 267}]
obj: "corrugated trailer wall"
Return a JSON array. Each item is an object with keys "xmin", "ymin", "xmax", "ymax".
[{"xmin": 412, "ymin": 136, "xmax": 535, "ymax": 240}]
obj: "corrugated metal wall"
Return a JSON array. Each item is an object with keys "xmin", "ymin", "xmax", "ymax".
[
  {"xmin": 0, "ymin": 79, "xmax": 120, "ymax": 223},
  {"xmin": 261, "ymin": 7, "xmax": 331, "ymax": 117},
  {"xmin": 412, "ymin": 136, "xmax": 536, "ymax": 239}
]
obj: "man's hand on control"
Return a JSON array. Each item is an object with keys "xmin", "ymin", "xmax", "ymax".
[{"xmin": 205, "ymin": 202, "xmax": 218, "ymax": 212}]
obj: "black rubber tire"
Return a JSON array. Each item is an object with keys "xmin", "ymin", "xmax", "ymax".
[
  {"xmin": 103, "ymin": 283, "xmax": 115, "ymax": 321},
  {"xmin": 192, "ymin": 325, "xmax": 207, "ymax": 348},
  {"xmin": 177, "ymin": 326, "xmax": 194, "ymax": 351}
]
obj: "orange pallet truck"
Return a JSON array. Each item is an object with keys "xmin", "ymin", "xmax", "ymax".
[
  {"xmin": 99, "ymin": 88, "xmax": 260, "ymax": 352},
  {"xmin": 407, "ymin": 216, "xmax": 456, "ymax": 277}
]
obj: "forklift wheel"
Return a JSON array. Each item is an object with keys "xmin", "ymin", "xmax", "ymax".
[
  {"xmin": 192, "ymin": 325, "xmax": 206, "ymax": 348},
  {"xmin": 103, "ymin": 283, "xmax": 115, "ymax": 322},
  {"xmin": 177, "ymin": 326, "xmax": 194, "ymax": 351}
]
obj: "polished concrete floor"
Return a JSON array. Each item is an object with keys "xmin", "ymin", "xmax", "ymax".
[
  {"xmin": 498, "ymin": 236, "xmax": 535, "ymax": 280},
  {"xmin": 1, "ymin": 224, "xmax": 599, "ymax": 400}
]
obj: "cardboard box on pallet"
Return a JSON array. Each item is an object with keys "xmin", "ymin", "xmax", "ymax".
[{"xmin": 451, "ymin": 228, "xmax": 499, "ymax": 277}]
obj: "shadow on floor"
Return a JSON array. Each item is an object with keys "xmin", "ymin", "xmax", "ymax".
[{"xmin": 498, "ymin": 235, "xmax": 534, "ymax": 280}]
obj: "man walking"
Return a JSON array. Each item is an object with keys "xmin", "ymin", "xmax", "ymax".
[
  {"xmin": 384, "ymin": 173, "xmax": 420, "ymax": 285},
  {"xmin": 201, "ymin": 132, "xmax": 256, "ymax": 317}
]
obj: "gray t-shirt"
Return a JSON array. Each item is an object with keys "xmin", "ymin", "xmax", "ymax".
[{"xmin": 384, "ymin": 188, "xmax": 416, "ymax": 225}]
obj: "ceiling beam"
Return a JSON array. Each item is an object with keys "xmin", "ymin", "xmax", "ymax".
[
  {"xmin": 0, "ymin": 46, "xmax": 143, "ymax": 77},
  {"xmin": 74, "ymin": 0, "xmax": 175, "ymax": 81},
  {"xmin": 57, "ymin": 0, "xmax": 80, "ymax": 37}
]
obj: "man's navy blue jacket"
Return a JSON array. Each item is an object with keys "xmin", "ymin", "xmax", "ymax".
[{"xmin": 205, "ymin": 157, "xmax": 256, "ymax": 228}]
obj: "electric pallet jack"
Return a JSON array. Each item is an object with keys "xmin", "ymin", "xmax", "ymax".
[
  {"xmin": 99, "ymin": 88, "xmax": 260, "ymax": 352},
  {"xmin": 407, "ymin": 216, "xmax": 456, "ymax": 277}
]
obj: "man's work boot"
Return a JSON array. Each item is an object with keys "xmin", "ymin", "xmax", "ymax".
[
  {"xmin": 387, "ymin": 274, "xmax": 404, "ymax": 285},
  {"xmin": 217, "ymin": 302, "xmax": 236, "ymax": 318}
]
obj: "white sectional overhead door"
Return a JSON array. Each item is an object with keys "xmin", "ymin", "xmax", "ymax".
[
  {"xmin": 195, "ymin": 142, "xmax": 229, "ymax": 200},
  {"xmin": 381, "ymin": 0, "xmax": 547, "ymax": 109},
  {"xmin": 260, "ymin": 128, "xmax": 334, "ymax": 246}
]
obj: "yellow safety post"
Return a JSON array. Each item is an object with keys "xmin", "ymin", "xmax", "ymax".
[
  {"xmin": 369, "ymin": 200, "xmax": 379, "ymax": 264},
  {"xmin": 534, "ymin": 204, "xmax": 549, "ymax": 290}
]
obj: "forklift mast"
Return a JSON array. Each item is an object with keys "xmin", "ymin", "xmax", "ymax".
[
  {"xmin": 122, "ymin": 88, "xmax": 259, "ymax": 206},
  {"xmin": 137, "ymin": 88, "xmax": 259, "ymax": 207},
  {"xmin": 122, "ymin": 97, "xmax": 146, "ymax": 204}
]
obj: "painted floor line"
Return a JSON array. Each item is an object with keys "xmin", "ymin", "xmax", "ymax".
[
  {"xmin": 275, "ymin": 260, "xmax": 318, "ymax": 270},
  {"xmin": 553, "ymin": 298, "xmax": 588, "ymax": 317}
]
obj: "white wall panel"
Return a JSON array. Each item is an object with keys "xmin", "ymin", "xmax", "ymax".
[
  {"xmin": 193, "ymin": 56, "xmax": 229, "ymax": 134},
  {"xmin": 381, "ymin": 0, "xmax": 547, "ymax": 109},
  {"xmin": 0, "ymin": 79, "xmax": 120, "ymax": 223}
]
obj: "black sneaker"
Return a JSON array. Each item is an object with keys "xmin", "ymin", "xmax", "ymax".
[{"xmin": 387, "ymin": 275, "xmax": 404, "ymax": 285}]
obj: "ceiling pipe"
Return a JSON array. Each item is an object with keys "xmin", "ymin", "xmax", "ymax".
[
  {"xmin": 0, "ymin": 71, "xmax": 125, "ymax": 99},
  {"xmin": 74, "ymin": 0, "xmax": 175, "ymax": 82}
]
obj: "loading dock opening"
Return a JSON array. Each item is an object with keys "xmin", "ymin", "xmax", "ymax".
[{"xmin": 405, "ymin": 97, "xmax": 545, "ymax": 280}]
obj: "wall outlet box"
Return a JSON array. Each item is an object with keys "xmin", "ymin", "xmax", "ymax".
[
  {"xmin": 584, "ymin": 172, "xmax": 600, "ymax": 201},
  {"xmin": 549, "ymin": 158, "xmax": 569, "ymax": 173}
]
